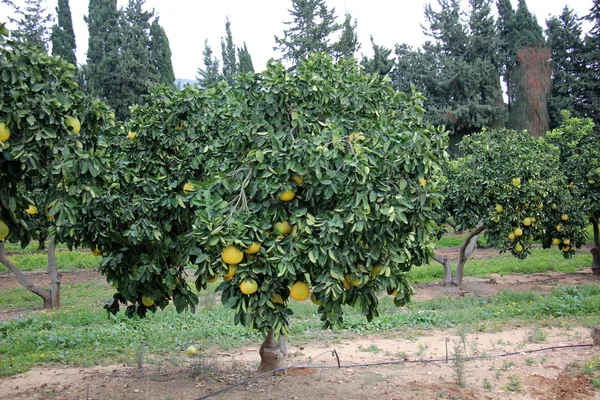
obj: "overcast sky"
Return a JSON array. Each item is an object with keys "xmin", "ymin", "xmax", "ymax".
[{"xmin": 1, "ymin": 0, "xmax": 594, "ymax": 79}]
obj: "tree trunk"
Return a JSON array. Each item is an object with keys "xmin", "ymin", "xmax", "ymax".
[
  {"xmin": 47, "ymin": 238, "xmax": 61, "ymax": 309},
  {"xmin": 257, "ymin": 329, "xmax": 288, "ymax": 373},
  {"xmin": 37, "ymin": 239, "xmax": 46, "ymax": 251},
  {"xmin": 453, "ymin": 222, "xmax": 485, "ymax": 286},
  {"xmin": 434, "ymin": 254, "xmax": 453, "ymax": 285},
  {"xmin": 590, "ymin": 217, "xmax": 600, "ymax": 276},
  {"xmin": 0, "ymin": 242, "xmax": 52, "ymax": 308}
]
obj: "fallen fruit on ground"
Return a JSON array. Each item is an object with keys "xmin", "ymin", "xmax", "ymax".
[{"xmin": 187, "ymin": 346, "xmax": 197, "ymax": 356}]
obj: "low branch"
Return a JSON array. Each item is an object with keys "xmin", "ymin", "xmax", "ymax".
[{"xmin": 0, "ymin": 242, "xmax": 50, "ymax": 300}]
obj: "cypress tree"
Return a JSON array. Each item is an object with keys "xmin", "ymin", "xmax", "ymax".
[
  {"xmin": 274, "ymin": 0, "xmax": 340, "ymax": 64},
  {"xmin": 422, "ymin": 0, "xmax": 468, "ymax": 56},
  {"xmin": 51, "ymin": 0, "xmax": 77, "ymax": 66},
  {"xmin": 580, "ymin": 0, "xmax": 600, "ymax": 126},
  {"xmin": 237, "ymin": 42, "xmax": 255, "ymax": 74},
  {"xmin": 546, "ymin": 7, "xmax": 586, "ymax": 128},
  {"xmin": 197, "ymin": 39, "xmax": 221, "ymax": 88},
  {"xmin": 84, "ymin": 0, "xmax": 121, "ymax": 99},
  {"xmin": 149, "ymin": 19, "xmax": 175, "ymax": 86},
  {"xmin": 221, "ymin": 17, "xmax": 237, "ymax": 83},
  {"xmin": 496, "ymin": 0, "xmax": 517, "ymax": 108}
]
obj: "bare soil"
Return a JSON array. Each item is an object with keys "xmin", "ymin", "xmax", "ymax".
[{"xmin": 1, "ymin": 265, "xmax": 600, "ymax": 399}]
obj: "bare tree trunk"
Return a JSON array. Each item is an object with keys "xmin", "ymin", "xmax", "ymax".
[
  {"xmin": 37, "ymin": 238, "xmax": 46, "ymax": 251},
  {"xmin": 433, "ymin": 254, "xmax": 453, "ymax": 285},
  {"xmin": 0, "ymin": 242, "xmax": 52, "ymax": 308},
  {"xmin": 257, "ymin": 329, "xmax": 288, "ymax": 373},
  {"xmin": 47, "ymin": 238, "xmax": 61, "ymax": 309},
  {"xmin": 453, "ymin": 222, "xmax": 485, "ymax": 286},
  {"xmin": 590, "ymin": 216, "xmax": 600, "ymax": 276}
]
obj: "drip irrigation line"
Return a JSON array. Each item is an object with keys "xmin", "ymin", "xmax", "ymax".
[{"xmin": 193, "ymin": 343, "xmax": 593, "ymax": 400}]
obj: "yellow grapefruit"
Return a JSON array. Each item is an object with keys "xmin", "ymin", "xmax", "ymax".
[
  {"xmin": 244, "ymin": 242, "xmax": 261, "ymax": 255},
  {"xmin": 552, "ymin": 238, "xmax": 560, "ymax": 246},
  {"xmin": 563, "ymin": 239, "xmax": 571, "ymax": 245},
  {"xmin": 514, "ymin": 244, "xmax": 523, "ymax": 253},
  {"xmin": 222, "ymin": 245, "xmax": 243, "ymax": 265},
  {"xmin": 183, "ymin": 182, "xmax": 195, "ymax": 194},
  {"xmin": 0, "ymin": 220, "xmax": 8, "ymax": 239},
  {"xmin": 127, "ymin": 131, "xmax": 136, "ymax": 140},
  {"xmin": 271, "ymin": 293, "xmax": 284, "ymax": 304},
  {"xmin": 275, "ymin": 220, "xmax": 292, "ymax": 236},
  {"xmin": 142, "ymin": 296, "xmax": 154, "ymax": 307},
  {"xmin": 91, "ymin": 246, "xmax": 102, "ymax": 256},
  {"xmin": 279, "ymin": 190, "xmax": 296, "ymax": 201},
  {"xmin": 514, "ymin": 228, "xmax": 523, "ymax": 237},
  {"xmin": 495, "ymin": 204, "xmax": 503, "ymax": 213},
  {"xmin": 290, "ymin": 281, "xmax": 310, "ymax": 301},
  {"xmin": 512, "ymin": 177, "xmax": 521, "ymax": 186},
  {"xmin": 561, "ymin": 214, "xmax": 569, "ymax": 221},
  {"xmin": 291, "ymin": 176, "xmax": 304, "ymax": 185},
  {"xmin": 0, "ymin": 122, "xmax": 10, "ymax": 142},
  {"xmin": 223, "ymin": 264, "xmax": 238, "ymax": 279},
  {"xmin": 64, "ymin": 116, "xmax": 81, "ymax": 134},
  {"xmin": 310, "ymin": 293, "xmax": 323, "ymax": 305},
  {"xmin": 207, "ymin": 274, "xmax": 219, "ymax": 283},
  {"xmin": 25, "ymin": 205, "xmax": 38, "ymax": 215},
  {"xmin": 523, "ymin": 218, "xmax": 532, "ymax": 227},
  {"xmin": 508, "ymin": 233, "xmax": 516, "ymax": 241},
  {"xmin": 240, "ymin": 279, "xmax": 258, "ymax": 295}
]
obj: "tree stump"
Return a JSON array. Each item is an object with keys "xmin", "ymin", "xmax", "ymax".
[
  {"xmin": 593, "ymin": 326, "xmax": 600, "ymax": 346},
  {"xmin": 590, "ymin": 247, "xmax": 600, "ymax": 276},
  {"xmin": 257, "ymin": 329, "xmax": 288, "ymax": 374}
]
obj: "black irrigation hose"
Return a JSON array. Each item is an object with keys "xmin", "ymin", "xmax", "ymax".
[{"xmin": 193, "ymin": 343, "xmax": 594, "ymax": 400}]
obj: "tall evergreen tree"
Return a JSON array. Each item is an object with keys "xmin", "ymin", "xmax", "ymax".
[
  {"xmin": 496, "ymin": 0, "xmax": 517, "ymax": 107},
  {"xmin": 361, "ymin": 36, "xmax": 394, "ymax": 77},
  {"xmin": 546, "ymin": 7, "xmax": 586, "ymax": 128},
  {"xmin": 149, "ymin": 18, "xmax": 175, "ymax": 86},
  {"xmin": 332, "ymin": 13, "xmax": 359, "ymax": 59},
  {"xmin": 466, "ymin": 0, "xmax": 499, "ymax": 65},
  {"xmin": 51, "ymin": 0, "xmax": 77, "ymax": 66},
  {"xmin": 8, "ymin": 0, "xmax": 53, "ymax": 51},
  {"xmin": 84, "ymin": 0, "xmax": 121, "ymax": 99},
  {"xmin": 197, "ymin": 39, "xmax": 221, "ymax": 88},
  {"xmin": 513, "ymin": 0, "xmax": 543, "ymax": 48},
  {"xmin": 220, "ymin": 17, "xmax": 237, "ymax": 83},
  {"xmin": 580, "ymin": 0, "xmax": 600, "ymax": 126},
  {"xmin": 422, "ymin": 0, "xmax": 468, "ymax": 56},
  {"xmin": 237, "ymin": 42, "xmax": 255, "ymax": 74},
  {"xmin": 112, "ymin": 0, "xmax": 158, "ymax": 119},
  {"xmin": 274, "ymin": 0, "xmax": 340, "ymax": 64}
]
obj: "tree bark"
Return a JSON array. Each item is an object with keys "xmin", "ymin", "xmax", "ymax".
[
  {"xmin": 453, "ymin": 222, "xmax": 485, "ymax": 286},
  {"xmin": 47, "ymin": 238, "xmax": 61, "ymax": 309},
  {"xmin": 0, "ymin": 242, "xmax": 52, "ymax": 308},
  {"xmin": 37, "ymin": 239, "xmax": 46, "ymax": 251},
  {"xmin": 590, "ymin": 216, "xmax": 600, "ymax": 276},
  {"xmin": 257, "ymin": 329, "xmax": 288, "ymax": 373},
  {"xmin": 433, "ymin": 254, "xmax": 453, "ymax": 285}
]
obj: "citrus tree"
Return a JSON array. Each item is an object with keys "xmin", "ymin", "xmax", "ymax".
[
  {"xmin": 0, "ymin": 27, "xmax": 115, "ymax": 308},
  {"xmin": 546, "ymin": 111, "xmax": 599, "ymax": 273},
  {"xmin": 93, "ymin": 53, "xmax": 448, "ymax": 371},
  {"xmin": 437, "ymin": 128, "xmax": 587, "ymax": 285}
]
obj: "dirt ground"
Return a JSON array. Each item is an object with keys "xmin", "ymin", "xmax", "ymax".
[{"xmin": 2, "ymin": 250, "xmax": 600, "ymax": 399}]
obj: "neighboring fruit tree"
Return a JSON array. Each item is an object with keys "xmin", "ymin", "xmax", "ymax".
[
  {"xmin": 545, "ymin": 111, "xmax": 600, "ymax": 273},
  {"xmin": 437, "ymin": 128, "xmax": 587, "ymax": 285},
  {"xmin": 94, "ymin": 54, "xmax": 447, "ymax": 371},
  {"xmin": 0, "ymin": 28, "xmax": 114, "ymax": 308}
]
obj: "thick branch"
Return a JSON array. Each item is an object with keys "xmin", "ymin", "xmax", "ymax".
[
  {"xmin": 591, "ymin": 215, "xmax": 600, "ymax": 248},
  {"xmin": 433, "ymin": 253, "xmax": 453, "ymax": 285},
  {"xmin": 47, "ymin": 238, "xmax": 61, "ymax": 309},
  {"xmin": 0, "ymin": 242, "xmax": 50, "ymax": 301},
  {"xmin": 454, "ymin": 221, "xmax": 485, "ymax": 285}
]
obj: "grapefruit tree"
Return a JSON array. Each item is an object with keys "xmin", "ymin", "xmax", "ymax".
[
  {"xmin": 0, "ymin": 27, "xmax": 115, "ymax": 308},
  {"xmin": 92, "ymin": 53, "xmax": 447, "ymax": 371},
  {"xmin": 437, "ymin": 128, "xmax": 587, "ymax": 285},
  {"xmin": 545, "ymin": 111, "xmax": 599, "ymax": 273}
]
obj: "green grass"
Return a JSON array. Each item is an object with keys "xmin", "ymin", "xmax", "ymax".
[
  {"xmin": 410, "ymin": 247, "xmax": 592, "ymax": 284},
  {"xmin": 0, "ymin": 250, "xmax": 100, "ymax": 273},
  {"xmin": 2, "ymin": 283, "xmax": 599, "ymax": 376}
]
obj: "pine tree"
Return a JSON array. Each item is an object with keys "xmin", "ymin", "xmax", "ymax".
[
  {"xmin": 466, "ymin": 0, "xmax": 499, "ymax": 65},
  {"xmin": 546, "ymin": 7, "xmax": 586, "ymax": 128},
  {"xmin": 580, "ymin": 0, "xmax": 600, "ymax": 126},
  {"xmin": 220, "ymin": 17, "xmax": 237, "ymax": 83},
  {"xmin": 84, "ymin": 0, "xmax": 121, "ymax": 99},
  {"xmin": 274, "ymin": 0, "xmax": 340, "ymax": 64},
  {"xmin": 51, "ymin": 0, "xmax": 77, "ymax": 66},
  {"xmin": 149, "ymin": 18, "xmax": 175, "ymax": 86},
  {"xmin": 197, "ymin": 39, "xmax": 221, "ymax": 88},
  {"xmin": 361, "ymin": 36, "xmax": 393, "ymax": 76},
  {"xmin": 8, "ymin": 0, "xmax": 53, "ymax": 51},
  {"xmin": 237, "ymin": 42, "xmax": 255, "ymax": 74},
  {"xmin": 514, "ymin": 0, "xmax": 543, "ymax": 48},
  {"xmin": 332, "ymin": 13, "xmax": 359, "ymax": 59}
]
